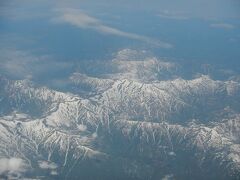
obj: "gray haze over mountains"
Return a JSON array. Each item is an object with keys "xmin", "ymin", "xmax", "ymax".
[{"xmin": 0, "ymin": 0, "xmax": 240, "ymax": 179}]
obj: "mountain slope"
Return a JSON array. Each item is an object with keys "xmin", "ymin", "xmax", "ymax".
[{"xmin": 0, "ymin": 49, "xmax": 240, "ymax": 179}]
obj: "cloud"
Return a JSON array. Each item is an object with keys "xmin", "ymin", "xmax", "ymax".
[
  {"xmin": 162, "ymin": 174, "xmax": 174, "ymax": 180},
  {"xmin": 38, "ymin": 161, "xmax": 58, "ymax": 170},
  {"xmin": 158, "ymin": 10, "xmax": 188, "ymax": 20},
  {"xmin": 38, "ymin": 161, "xmax": 58, "ymax": 176},
  {"xmin": 52, "ymin": 8, "xmax": 173, "ymax": 48},
  {"xmin": 0, "ymin": 158, "xmax": 28, "ymax": 174},
  {"xmin": 51, "ymin": 170, "xmax": 58, "ymax": 175},
  {"xmin": 210, "ymin": 23, "xmax": 235, "ymax": 29},
  {"xmin": 0, "ymin": 48, "xmax": 72, "ymax": 80},
  {"xmin": 168, "ymin": 151, "xmax": 176, "ymax": 156}
]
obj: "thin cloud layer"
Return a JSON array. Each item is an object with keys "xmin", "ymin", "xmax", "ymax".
[
  {"xmin": 38, "ymin": 161, "xmax": 58, "ymax": 170},
  {"xmin": 0, "ymin": 158, "xmax": 28, "ymax": 174},
  {"xmin": 158, "ymin": 10, "xmax": 188, "ymax": 20},
  {"xmin": 210, "ymin": 23, "xmax": 235, "ymax": 29},
  {"xmin": 52, "ymin": 8, "xmax": 173, "ymax": 48},
  {"xmin": 0, "ymin": 48, "xmax": 72, "ymax": 80}
]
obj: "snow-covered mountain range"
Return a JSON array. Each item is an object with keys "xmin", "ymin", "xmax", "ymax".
[{"xmin": 0, "ymin": 49, "xmax": 239, "ymax": 179}]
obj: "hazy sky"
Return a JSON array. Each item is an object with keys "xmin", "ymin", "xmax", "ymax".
[{"xmin": 0, "ymin": 0, "xmax": 240, "ymax": 82}]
